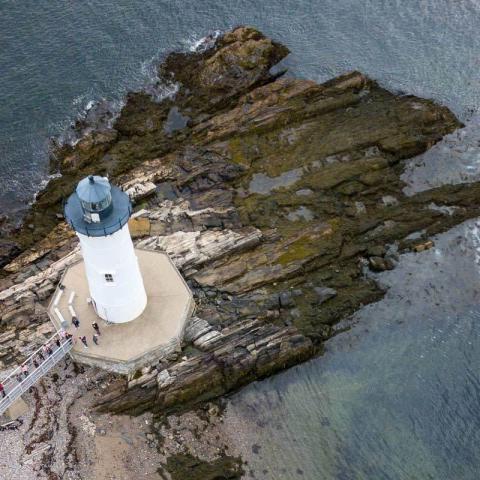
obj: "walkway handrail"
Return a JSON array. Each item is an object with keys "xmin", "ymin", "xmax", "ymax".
[
  {"xmin": 0, "ymin": 330, "xmax": 66, "ymax": 387},
  {"xmin": 0, "ymin": 330, "xmax": 73, "ymax": 417}
]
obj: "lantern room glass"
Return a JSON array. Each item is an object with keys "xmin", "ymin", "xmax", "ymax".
[{"xmin": 81, "ymin": 192, "xmax": 112, "ymax": 213}]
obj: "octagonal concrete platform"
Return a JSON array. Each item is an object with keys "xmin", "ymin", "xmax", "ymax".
[{"xmin": 48, "ymin": 249, "xmax": 194, "ymax": 374}]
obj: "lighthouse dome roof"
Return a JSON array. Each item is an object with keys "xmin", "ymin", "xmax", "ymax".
[{"xmin": 76, "ymin": 175, "xmax": 111, "ymax": 204}]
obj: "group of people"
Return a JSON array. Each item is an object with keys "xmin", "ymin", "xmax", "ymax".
[
  {"xmin": 0, "ymin": 329, "xmax": 74, "ymax": 400},
  {"xmin": 71, "ymin": 317, "xmax": 101, "ymax": 348},
  {"xmin": 0, "ymin": 319, "xmax": 103, "ymax": 401}
]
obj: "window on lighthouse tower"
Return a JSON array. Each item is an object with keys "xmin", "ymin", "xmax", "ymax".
[{"xmin": 104, "ymin": 273, "xmax": 114, "ymax": 283}]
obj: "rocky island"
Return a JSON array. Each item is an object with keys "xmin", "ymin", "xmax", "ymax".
[{"xmin": 1, "ymin": 26, "xmax": 480, "ymax": 479}]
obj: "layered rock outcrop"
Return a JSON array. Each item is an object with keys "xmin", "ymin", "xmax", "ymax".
[{"xmin": 2, "ymin": 26, "xmax": 480, "ymax": 414}]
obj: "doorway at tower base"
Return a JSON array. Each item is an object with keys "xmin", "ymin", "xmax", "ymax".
[
  {"xmin": 90, "ymin": 291, "xmax": 147, "ymax": 325},
  {"xmin": 47, "ymin": 249, "xmax": 194, "ymax": 375}
]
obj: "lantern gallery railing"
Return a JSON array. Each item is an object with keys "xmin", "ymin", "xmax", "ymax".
[
  {"xmin": 66, "ymin": 207, "xmax": 131, "ymax": 237},
  {"xmin": 64, "ymin": 184, "xmax": 133, "ymax": 237}
]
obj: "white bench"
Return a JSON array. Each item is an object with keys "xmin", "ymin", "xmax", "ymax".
[
  {"xmin": 53, "ymin": 289, "xmax": 64, "ymax": 307},
  {"xmin": 68, "ymin": 291, "xmax": 75, "ymax": 305},
  {"xmin": 68, "ymin": 305, "xmax": 77, "ymax": 319},
  {"xmin": 54, "ymin": 307, "xmax": 68, "ymax": 328}
]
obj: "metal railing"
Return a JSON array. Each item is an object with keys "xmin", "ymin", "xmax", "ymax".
[
  {"xmin": 63, "ymin": 185, "xmax": 133, "ymax": 238},
  {"xmin": 67, "ymin": 206, "xmax": 131, "ymax": 237},
  {"xmin": 0, "ymin": 331, "xmax": 73, "ymax": 417}
]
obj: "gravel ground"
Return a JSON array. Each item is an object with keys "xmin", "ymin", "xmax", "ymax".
[
  {"xmin": 0, "ymin": 359, "xmax": 252, "ymax": 480},
  {"xmin": 0, "ymin": 360, "xmax": 163, "ymax": 480}
]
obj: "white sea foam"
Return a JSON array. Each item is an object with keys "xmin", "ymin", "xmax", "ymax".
[
  {"xmin": 187, "ymin": 30, "xmax": 221, "ymax": 53},
  {"xmin": 17, "ymin": 30, "xmax": 216, "ymax": 214},
  {"xmin": 29, "ymin": 172, "xmax": 63, "ymax": 206},
  {"xmin": 58, "ymin": 95, "xmax": 127, "ymax": 149},
  {"xmin": 72, "ymin": 94, "xmax": 87, "ymax": 106},
  {"xmin": 140, "ymin": 54, "xmax": 161, "ymax": 82}
]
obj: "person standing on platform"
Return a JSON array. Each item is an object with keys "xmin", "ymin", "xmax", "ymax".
[
  {"xmin": 22, "ymin": 365, "xmax": 29, "ymax": 377},
  {"xmin": 72, "ymin": 317, "xmax": 80, "ymax": 329},
  {"xmin": 93, "ymin": 334, "xmax": 99, "ymax": 346},
  {"xmin": 80, "ymin": 336, "xmax": 88, "ymax": 348},
  {"xmin": 0, "ymin": 383, "xmax": 6, "ymax": 398},
  {"xmin": 92, "ymin": 322, "xmax": 101, "ymax": 336}
]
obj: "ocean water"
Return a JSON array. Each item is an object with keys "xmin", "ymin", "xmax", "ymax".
[
  {"xmin": 2, "ymin": 0, "xmax": 480, "ymax": 216},
  {"xmin": 2, "ymin": 1, "xmax": 480, "ymax": 478},
  {"xmin": 224, "ymin": 219, "xmax": 480, "ymax": 479}
]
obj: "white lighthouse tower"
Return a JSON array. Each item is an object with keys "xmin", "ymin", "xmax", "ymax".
[{"xmin": 64, "ymin": 175, "xmax": 147, "ymax": 323}]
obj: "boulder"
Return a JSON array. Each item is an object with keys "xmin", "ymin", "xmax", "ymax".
[{"xmin": 313, "ymin": 287, "xmax": 337, "ymax": 304}]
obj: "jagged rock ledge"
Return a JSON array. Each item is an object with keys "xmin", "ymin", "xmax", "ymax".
[{"xmin": 2, "ymin": 26, "xmax": 480, "ymax": 416}]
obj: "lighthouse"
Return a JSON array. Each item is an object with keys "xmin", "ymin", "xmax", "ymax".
[{"xmin": 64, "ymin": 175, "xmax": 147, "ymax": 324}]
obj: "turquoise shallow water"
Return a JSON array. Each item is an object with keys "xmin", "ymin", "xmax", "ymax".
[
  {"xmin": 225, "ymin": 219, "xmax": 480, "ymax": 479},
  {"xmin": 2, "ymin": 1, "xmax": 480, "ymax": 478}
]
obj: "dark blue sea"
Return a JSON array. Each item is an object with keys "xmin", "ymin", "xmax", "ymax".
[{"xmin": 2, "ymin": 1, "xmax": 480, "ymax": 478}]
